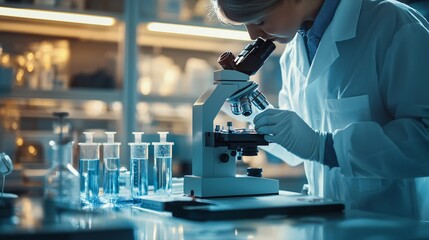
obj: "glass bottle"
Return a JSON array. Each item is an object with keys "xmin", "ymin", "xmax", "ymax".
[
  {"xmin": 44, "ymin": 141, "xmax": 80, "ymax": 209},
  {"xmin": 44, "ymin": 112, "xmax": 79, "ymax": 210}
]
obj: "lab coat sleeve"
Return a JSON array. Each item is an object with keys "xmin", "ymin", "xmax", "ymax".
[{"xmin": 334, "ymin": 22, "xmax": 429, "ymax": 178}]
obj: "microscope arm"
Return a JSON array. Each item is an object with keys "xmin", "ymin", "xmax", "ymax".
[{"xmin": 192, "ymin": 76, "xmax": 253, "ymax": 178}]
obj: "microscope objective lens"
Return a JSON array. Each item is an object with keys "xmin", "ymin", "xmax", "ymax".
[
  {"xmin": 251, "ymin": 90, "xmax": 269, "ymax": 110},
  {"xmin": 240, "ymin": 96, "xmax": 253, "ymax": 116},
  {"xmin": 230, "ymin": 101, "xmax": 242, "ymax": 115}
]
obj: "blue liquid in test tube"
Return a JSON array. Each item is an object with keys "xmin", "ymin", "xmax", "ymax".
[
  {"xmin": 78, "ymin": 132, "xmax": 100, "ymax": 205},
  {"xmin": 154, "ymin": 156, "xmax": 172, "ymax": 195},
  {"xmin": 131, "ymin": 158, "xmax": 148, "ymax": 196},
  {"xmin": 104, "ymin": 158, "xmax": 120, "ymax": 194},
  {"xmin": 129, "ymin": 132, "xmax": 150, "ymax": 201},
  {"xmin": 152, "ymin": 132, "xmax": 174, "ymax": 196},
  {"xmin": 102, "ymin": 132, "xmax": 121, "ymax": 204}
]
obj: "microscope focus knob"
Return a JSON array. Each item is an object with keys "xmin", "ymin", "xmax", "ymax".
[
  {"xmin": 219, "ymin": 153, "xmax": 230, "ymax": 163},
  {"xmin": 247, "ymin": 167, "xmax": 263, "ymax": 177}
]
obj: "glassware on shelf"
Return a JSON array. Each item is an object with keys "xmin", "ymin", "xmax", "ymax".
[
  {"xmin": 33, "ymin": 0, "xmax": 56, "ymax": 7},
  {"xmin": 0, "ymin": 44, "xmax": 14, "ymax": 91},
  {"xmin": 29, "ymin": 40, "xmax": 70, "ymax": 90},
  {"xmin": 0, "ymin": 44, "xmax": 11, "ymax": 68}
]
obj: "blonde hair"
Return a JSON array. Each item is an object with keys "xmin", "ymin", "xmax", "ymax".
[{"xmin": 210, "ymin": 0, "xmax": 281, "ymax": 25}]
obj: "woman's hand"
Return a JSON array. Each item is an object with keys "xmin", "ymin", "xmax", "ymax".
[{"xmin": 253, "ymin": 109, "xmax": 325, "ymax": 161}]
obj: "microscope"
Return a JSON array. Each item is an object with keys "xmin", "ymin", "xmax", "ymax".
[{"xmin": 184, "ymin": 38, "xmax": 280, "ymax": 198}]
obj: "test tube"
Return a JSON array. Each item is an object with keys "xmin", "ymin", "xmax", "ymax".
[
  {"xmin": 152, "ymin": 132, "xmax": 174, "ymax": 196},
  {"xmin": 129, "ymin": 132, "xmax": 150, "ymax": 201},
  {"xmin": 102, "ymin": 132, "xmax": 120, "ymax": 203},
  {"xmin": 78, "ymin": 132, "xmax": 100, "ymax": 205}
]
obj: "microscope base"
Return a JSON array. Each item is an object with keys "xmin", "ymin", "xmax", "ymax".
[{"xmin": 184, "ymin": 175, "xmax": 279, "ymax": 198}]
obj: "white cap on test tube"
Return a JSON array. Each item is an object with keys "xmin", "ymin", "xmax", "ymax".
[
  {"xmin": 129, "ymin": 132, "xmax": 149, "ymax": 159},
  {"xmin": 159, "ymin": 132, "xmax": 168, "ymax": 142},
  {"xmin": 152, "ymin": 132, "xmax": 174, "ymax": 146},
  {"xmin": 158, "ymin": 132, "xmax": 174, "ymax": 144},
  {"xmin": 79, "ymin": 132, "xmax": 99, "ymax": 160},
  {"xmin": 152, "ymin": 132, "xmax": 173, "ymax": 159},
  {"xmin": 129, "ymin": 132, "xmax": 149, "ymax": 146},
  {"xmin": 83, "ymin": 132, "xmax": 94, "ymax": 143},
  {"xmin": 79, "ymin": 132, "xmax": 99, "ymax": 146},
  {"xmin": 105, "ymin": 131, "xmax": 119, "ymax": 144},
  {"xmin": 132, "ymin": 132, "xmax": 144, "ymax": 143}
]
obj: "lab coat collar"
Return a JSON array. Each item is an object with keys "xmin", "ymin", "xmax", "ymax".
[
  {"xmin": 295, "ymin": 34, "xmax": 311, "ymax": 76},
  {"xmin": 306, "ymin": 0, "xmax": 363, "ymax": 84},
  {"xmin": 332, "ymin": 0, "xmax": 362, "ymax": 41}
]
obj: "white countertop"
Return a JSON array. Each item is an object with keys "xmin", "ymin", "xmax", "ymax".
[{"xmin": 1, "ymin": 195, "xmax": 428, "ymax": 240}]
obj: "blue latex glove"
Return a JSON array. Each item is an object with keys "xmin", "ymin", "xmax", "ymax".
[{"xmin": 253, "ymin": 109, "xmax": 326, "ymax": 161}]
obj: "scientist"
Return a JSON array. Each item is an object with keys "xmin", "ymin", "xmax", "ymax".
[{"xmin": 211, "ymin": 0, "xmax": 429, "ymax": 220}]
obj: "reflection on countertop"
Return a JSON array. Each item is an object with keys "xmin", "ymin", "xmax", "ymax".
[{"xmin": 1, "ymin": 196, "xmax": 429, "ymax": 240}]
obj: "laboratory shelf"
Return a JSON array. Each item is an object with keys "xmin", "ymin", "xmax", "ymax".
[
  {"xmin": 0, "ymin": 88, "xmax": 198, "ymax": 105},
  {"xmin": 136, "ymin": 16, "xmax": 251, "ymax": 53},
  {"xmin": 136, "ymin": 24, "xmax": 284, "ymax": 55},
  {"xmin": 17, "ymin": 109, "xmax": 120, "ymax": 120},
  {"xmin": 0, "ymin": 2, "xmax": 122, "ymax": 16},
  {"xmin": 139, "ymin": 94, "xmax": 197, "ymax": 104},
  {"xmin": 0, "ymin": 88, "xmax": 198, "ymax": 104},
  {"xmin": 137, "ymin": 29, "xmax": 244, "ymax": 53},
  {"xmin": 0, "ymin": 88, "xmax": 122, "ymax": 102},
  {"xmin": 0, "ymin": 18, "xmax": 121, "ymax": 43},
  {"xmin": 0, "ymin": 19, "xmax": 249, "ymax": 54},
  {"xmin": 0, "ymin": 3, "xmax": 121, "ymax": 42}
]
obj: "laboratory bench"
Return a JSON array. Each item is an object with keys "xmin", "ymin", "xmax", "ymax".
[{"xmin": 1, "ymin": 194, "xmax": 429, "ymax": 240}]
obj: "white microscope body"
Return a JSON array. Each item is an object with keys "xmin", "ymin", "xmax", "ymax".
[{"xmin": 184, "ymin": 70, "xmax": 279, "ymax": 198}]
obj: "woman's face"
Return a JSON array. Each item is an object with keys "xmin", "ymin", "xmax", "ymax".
[{"xmin": 244, "ymin": 0, "xmax": 307, "ymax": 44}]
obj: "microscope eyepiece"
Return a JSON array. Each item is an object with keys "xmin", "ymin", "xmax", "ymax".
[
  {"xmin": 218, "ymin": 51, "xmax": 237, "ymax": 70},
  {"xmin": 218, "ymin": 37, "xmax": 276, "ymax": 76}
]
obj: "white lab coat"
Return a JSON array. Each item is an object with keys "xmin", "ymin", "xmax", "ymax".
[{"xmin": 263, "ymin": 0, "xmax": 429, "ymax": 220}]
